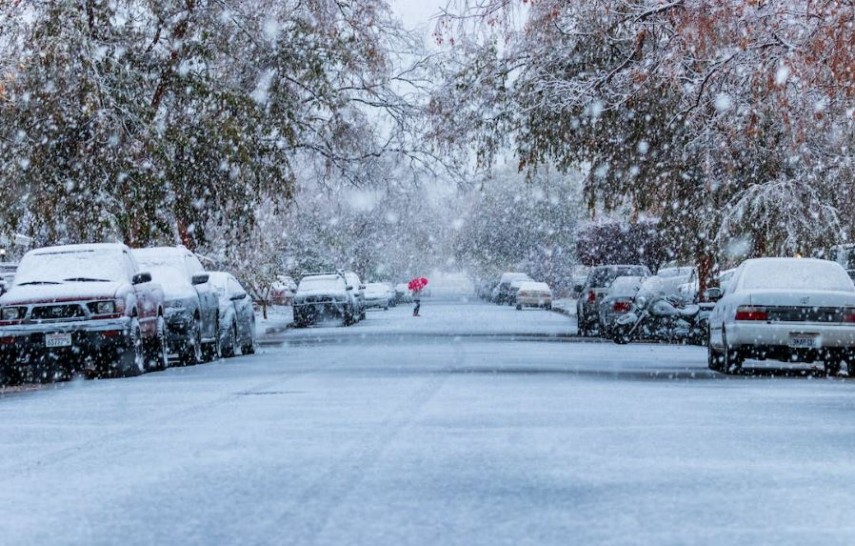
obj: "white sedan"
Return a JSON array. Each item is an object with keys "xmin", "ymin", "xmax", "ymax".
[{"xmin": 708, "ymin": 257, "xmax": 855, "ymax": 375}]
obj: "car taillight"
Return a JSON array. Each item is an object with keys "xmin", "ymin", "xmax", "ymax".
[
  {"xmin": 587, "ymin": 291, "xmax": 596, "ymax": 303},
  {"xmin": 613, "ymin": 301, "xmax": 632, "ymax": 313},
  {"xmin": 842, "ymin": 309, "xmax": 855, "ymax": 323},
  {"xmin": 735, "ymin": 306, "xmax": 768, "ymax": 321}
]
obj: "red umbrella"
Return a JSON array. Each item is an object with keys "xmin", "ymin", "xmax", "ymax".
[{"xmin": 408, "ymin": 277, "xmax": 428, "ymax": 291}]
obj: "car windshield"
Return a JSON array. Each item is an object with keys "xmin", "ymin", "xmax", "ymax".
[
  {"xmin": 741, "ymin": 260, "xmax": 854, "ymax": 292},
  {"xmin": 147, "ymin": 265, "xmax": 191, "ymax": 288},
  {"xmin": 14, "ymin": 249, "xmax": 126, "ymax": 285}
]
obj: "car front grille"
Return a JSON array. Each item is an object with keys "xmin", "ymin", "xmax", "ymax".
[
  {"xmin": 30, "ymin": 304, "xmax": 87, "ymax": 321},
  {"xmin": 301, "ymin": 296, "xmax": 335, "ymax": 304}
]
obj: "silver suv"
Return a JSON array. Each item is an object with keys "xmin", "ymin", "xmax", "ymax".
[
  {"xmin": 576, "ymin": 265, "xmax": 650, "ymax": 336},
  {"xmin": 293, "ymin": 274, "xmax": 356, "ymax": 327}
]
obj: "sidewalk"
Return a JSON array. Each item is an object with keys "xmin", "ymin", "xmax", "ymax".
[
  {"xmin": 551, "ymin": 298, "xmax": 576, "ymax": 318},
  {"xmin": 257, "ymin": 305, "xmax": 293, "ymax": 345}
]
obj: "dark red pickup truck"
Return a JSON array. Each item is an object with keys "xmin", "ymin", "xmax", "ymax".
[{"xmin": 0, "ymin": 243, "xmax": 167, "ymax": 384}]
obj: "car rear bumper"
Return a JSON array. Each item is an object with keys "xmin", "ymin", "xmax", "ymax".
[
  {"xmin": 727, "ymin": 322, "xmax": 855, "ymax": 362},
  {"xmin": 517, "ymin": 296, "xmax": 551, "ymax": 307},
  {"xmin": 728, "ymin": 322, "xmax": 855, "ymax": 348}
]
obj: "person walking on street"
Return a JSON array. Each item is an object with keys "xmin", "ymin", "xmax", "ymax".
[
  {"xmin": 408, "ymin": 277, "xmax": 428, "ymax": 317},
  {"xmin": 413, "ymin": 288, "xmax": 421, "ymax": 317}
]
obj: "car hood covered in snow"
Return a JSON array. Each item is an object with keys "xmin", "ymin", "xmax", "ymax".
[{"xmin": 0, "ymin": 281, "xmax": 125, "ymax": 305}]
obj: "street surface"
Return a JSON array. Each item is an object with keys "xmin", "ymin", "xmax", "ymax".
[{"xmin": 2, "ymin": 300, "xmax": 855, "ymax": 545}]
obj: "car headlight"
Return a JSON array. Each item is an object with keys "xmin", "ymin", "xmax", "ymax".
[
  {"xmin": 635, "ymin": 296, "xmax": 647, "ymax": 308},
  {"xmin": 88, "ymin": 301, "xmax": 116, "ymax": 315},
  {"xmin": 1, "ymin": 307, "xmax": 25, "ymax": 320},
  {"xmin": 87, "ymin": 299, "xmax": 125, "ymax": 316}
]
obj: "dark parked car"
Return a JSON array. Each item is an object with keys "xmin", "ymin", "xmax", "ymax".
[
  {"xmin": 293, "ymin": 274, "xmax": 356, "ymax": 326},
  {"xmin": 132, "ymin": 247, "xmax": 220, "ymax": 365},
  {"xmin": 576, "ymin": 264, "xmax": 651, "ymax": 336},
  {"xmin": 0, "ymin": 243, "xmax": 167, "ymax": 384},
  {"xmin": 208, "ymin": 272, "xmax": 256, "ymax": 357}
]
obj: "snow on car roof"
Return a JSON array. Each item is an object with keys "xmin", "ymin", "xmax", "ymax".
[
  {"xmin": 657, "ymin": 266, "xmax": 694, "ymax": 278},
  {"xmin": 739, "ymin": 258, "xmax": 854, "ymax": 292},
  {"xmin": 606, "ymin": 276, "xmax": 644, "ymax": 296},
  {"xmin": 298, "ymin": 275, "xmax": 345, "ymax": 292},
  {"xmin": 517, "ymin": 281, "xmax": 550, "ymax": 291},
  {"xmin": 16, "ymin": 244, "xmax": 130, "ymax": 285},
  {"xmin": 133, "ymin": 246, "xmax": 186, "ymax": 262}
]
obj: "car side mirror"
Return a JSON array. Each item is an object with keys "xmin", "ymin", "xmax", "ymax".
[
  {"xmin": 703, "ymin": 287, "xmax": 723, "ymax": 302},
  {"xmin": 132, "ymin": 272, "xmax": 152, "ymax": 285},
  {"xmin": 230, "ymin": 292, "xmax": 247, "ymax": 301},
  {"xmin": 359, "ymin": 285, "xmax": 366, "ymax": 290},
  {"xmin": 191, "ymin": 273, "xmax": 209, "ymax": 285},
  {"xmin": 346, "ymin": 285, "xmax": 353, "ymax": 291}
]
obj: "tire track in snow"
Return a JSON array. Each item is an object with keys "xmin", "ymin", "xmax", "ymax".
[{"xmin": 248, "ymin": 344, "xmax": 464, "ymax": 546}]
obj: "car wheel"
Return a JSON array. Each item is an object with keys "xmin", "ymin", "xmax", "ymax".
[
  {"xmin": 222, "ymin": 321, "xmax": 238, "ymax": 358},
  {"xmin": 545, "ymin": 303, "xmax": 552, "ymax": 310},
  {"xmin": 180, "ymin": 319, "xmax": 203, "ymax": 365},
  {"xmin": 120, "ymin": 318, "xmax": 146, "ymax": 377},
  {"xmin": 202, "ymin": 319, "xmax": 221, "ymax": 362},
  {"xmin": 720, "ymin": 327, "xmax": 743, "ymax": 374},
  {"xmin": 148, "ymin": 314, "xmax": 169, "ymax": 371},
  {"xmin": 707, "ymin": 341, "xmax": 723, "ymax": 372},
  {"xmin": 516, "ymin": 304, "xmax": 522, "ymax": 310},
  {"xmin": 825, "ymin": 358, "xmax": 842, "ymax": 377},
  {"xmin": 241, "ymin": 320, "xmax": 256, "ymax": 355},
  {"xmin": 612, "ymin": 323, "xmax": 633, "ymax": 344}
]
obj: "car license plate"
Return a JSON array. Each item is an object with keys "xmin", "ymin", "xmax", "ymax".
[
  {"xmin": 789, "ymin": 333, "xmax": 821, "ymax": 349},
  {"xmin": 45, "ymin": 333, "xmax": 72, "ymax": 348}
]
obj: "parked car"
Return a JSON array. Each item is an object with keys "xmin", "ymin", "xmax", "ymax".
[
  {"xmin": 0, "ymin": 243, "xmax": 167, "ymax": 383},
  {"xmin": 0, "ymin": 262, "xmax": 17, "ymax": 296},
  {"xmin": 707, "ymin": 257, "xmax": 855, "ymax": 375},
  {"xmin": 293, "ymin": 274, "xmax": 356, "ymax": 326},
  {"xmin": 657, "ymin": 266, "xmax": 697, "ymax": 298},
  {"xmin": 576, "ymin": 265, "xmax": 651, "ymax": 336},
  {"xmin": 207, "ymin": 272, "xmax": 256, "ymax": 357},
  {"xmin": 395, "ymin": 283, "xmax": 413, "ymax": 304},
  {"xmin": 515, "ymin": 281, "xmax": 553, "ymax": 310},
  {"xmin": 598, "ymin": 275, "xmax": 644, "ymax": 336},
  {"xmin": 364, "ymin": 282, "xmax": 395, "ymax": 310},
  {"xmin": 507, "ymin": 278, "xmax": 531, "ymax": 306},
  {"xmin": 494, "ymin": 272, "xmax": 532, "ymax": 304},
  {"xmin": 343, "ymin": 271, "xmax": 366, "ymax": 321},
  {"xmin": 270, "ymin": 275, "xmax": 297, "ymax": 306},
  {"xmin": 132, "ymin": 246, "xmax": 220, "ymax": 365}
]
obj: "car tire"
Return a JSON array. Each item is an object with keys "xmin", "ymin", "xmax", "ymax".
[
  {"xmin": 612, "ymin": 323, "xmax": 633, "ymax": 345},
  {"xmin": 222, "ymin": 321, "xmax": 238, "ymax": 358},
  {"xmin": 825, "ymin": 358, "xmax": 842, "ymax": 377},
  {"xmin": 707, "ymin": 341, "xmax": 723, "ymax": 372},
  {"xmin": 120, "ymin": 317, "xmax": 146, "ymax": 377},
  {"xmin": 516, "ymin": 304, "xmax": 522, "ymax": 310},
  {"xmin": 180, "ymin": 319, "xmax": 203, "ymax": 366},
  {"xmin": 241, "ymin": 320, "xmax": 256, "ymax": 355},
  {"xmin": 202, "ymin": 319, "xmax": 221, "ymax": 362},
  {"xmin": 148, "ymin": 314, "xmax": 169, "ymax": 371}
]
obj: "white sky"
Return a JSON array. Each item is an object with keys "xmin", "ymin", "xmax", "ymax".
[{"xmin": 390, "ymin": 0, "xmax": 446, "ymax": 30}]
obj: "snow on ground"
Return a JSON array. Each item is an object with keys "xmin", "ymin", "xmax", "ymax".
[{"xmin": 2, "ymin": 301, "xmax": 855, "ymax": 545}]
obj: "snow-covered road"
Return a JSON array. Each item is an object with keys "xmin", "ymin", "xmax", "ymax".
[{"xmin": 2, "ymin": 301, "xmax": 855, "ymax": 545}]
